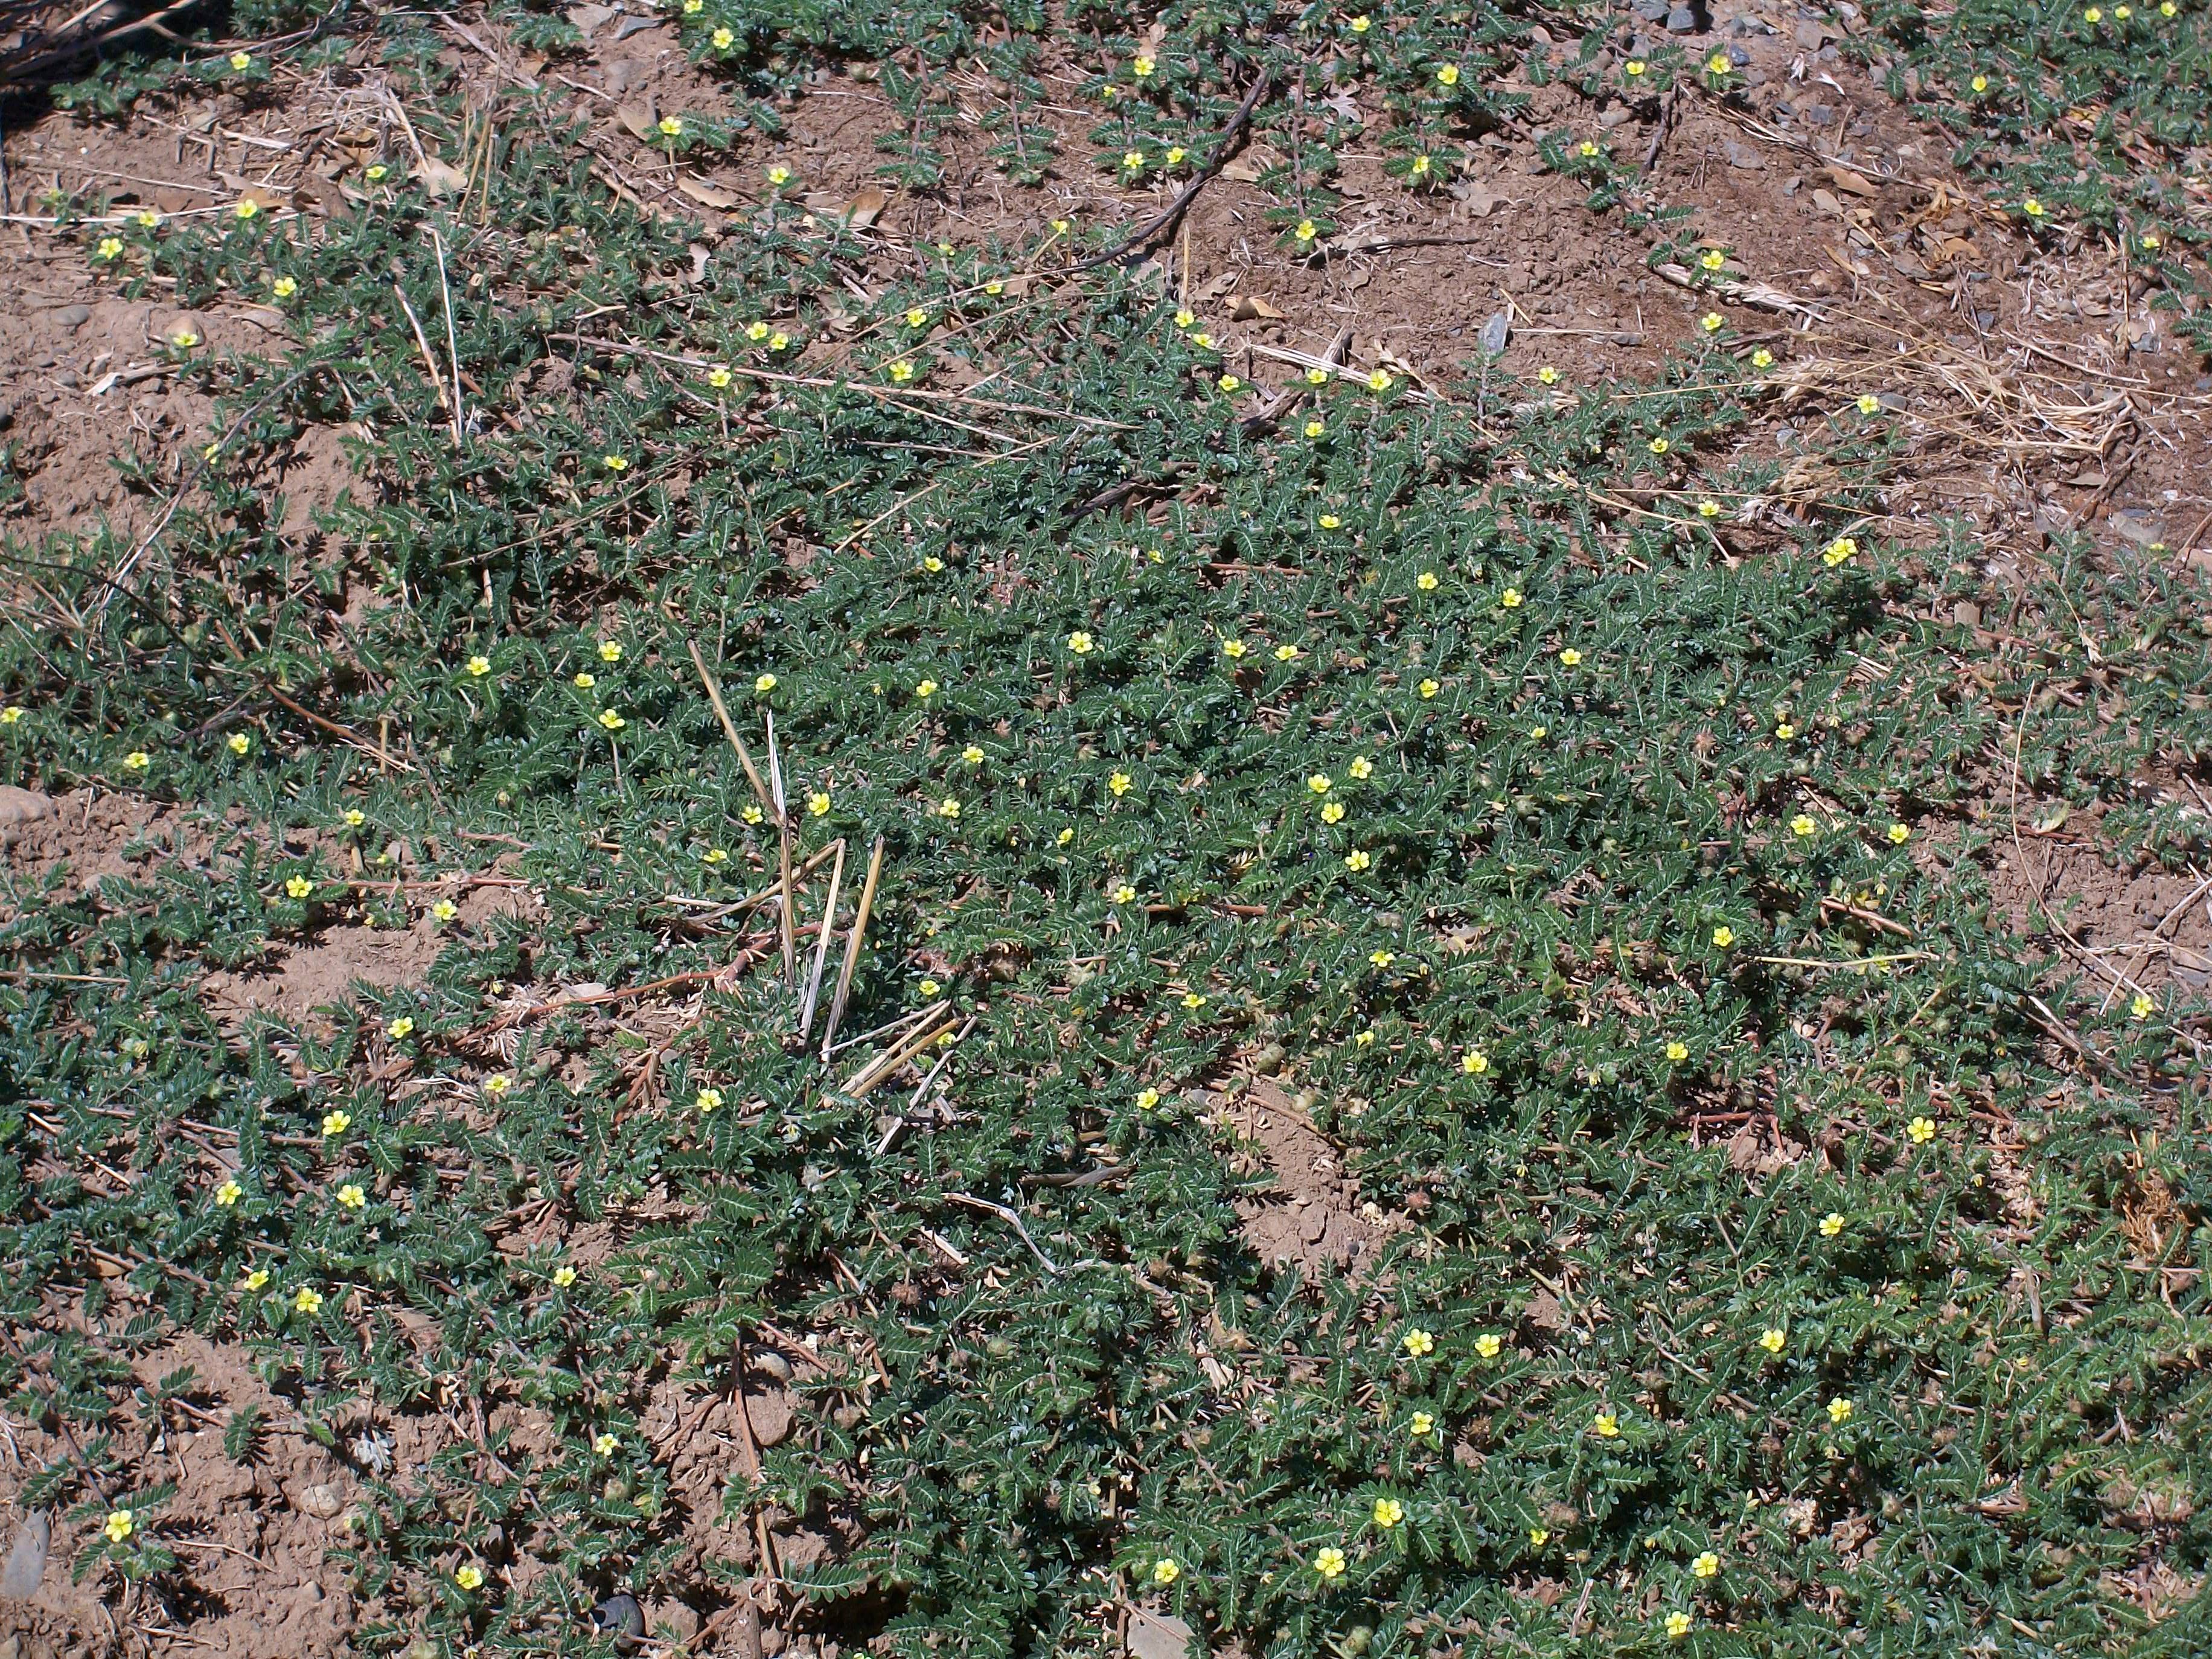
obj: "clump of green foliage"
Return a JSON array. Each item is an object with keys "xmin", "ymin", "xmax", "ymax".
[{"xmin": 3, "ymin": 6, "xmax": 2211, "ymax": 1659}]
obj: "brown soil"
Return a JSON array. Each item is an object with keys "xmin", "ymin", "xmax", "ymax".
[{"xmin": 4, "ymin": 0, "xmax": 2210, "ymax": 1651}]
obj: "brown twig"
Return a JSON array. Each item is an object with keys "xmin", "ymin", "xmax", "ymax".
[
  {"xmin": 820, "ymin": 837, "xmax": 884, "ymax": 1061},
  {"xmin": 764, "ymin": 713, "xmax": 797, "ymax": 988},
  {"xmin": 1055, "ymin": 69, "xmax": 1272, "ymax": 276},
  {"xmin": 799, "ymin": 839, "xmax": 846, "ymax": 1037},
  {"xmin": 688, "ymin": 641, "xmax": 775, "ymax": 811}
]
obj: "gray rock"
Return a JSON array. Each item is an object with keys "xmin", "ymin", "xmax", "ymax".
[
  {"xmin": 1666, "ymin": 5, "xmax": 1701, "ymax": 32},
  {"xmin": 1477, "ymin": 313, "xmax": 1510, "ymax": 357},
  {"xmin": 53, "ymin": 304, "xmax": 91, "ymax": 328},
  {"xmin": 1, "ymin": 1511, "xmax": 50, "ymax": 1599},
  {"xmin": 2107, "ymin": 507, "xmax": 2166, "ymax": 548}
]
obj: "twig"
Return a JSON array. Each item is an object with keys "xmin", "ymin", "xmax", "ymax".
[
  {"xmin": 764, "ymin": 713, "xmax": 796, "ymax": 988},
  {"xmin": 798, "ymin": 839, "xmax": 846, "ymax": 1037},
  {"xmin": 262, "ymin": 685, "xmax": 419, "ymax": 774},
  {"xmin": 429, "ymin": 228, "xmax": 466, "ymax": 443},
  {"xmin": 1055, "ymin": 69, "xmax": 1271, "ymax": 276},
  {"xmin": 944, "ymin": 1192, "xmax": 1095, "ymax": 1277},
  {"xmin": 840, "ymin": 1006, "xmax": 954, "ymax": 1098},
  {"xmin": 820, "ymin": 837, "xmax": 884, "ymax": 1061},
  {"xmin": 687, "ymin": 641, "xmax": 774, "ymax": 812},
  {"xmin": 392, "ymin": 281, "xmax": 455, "ymax": 424}
]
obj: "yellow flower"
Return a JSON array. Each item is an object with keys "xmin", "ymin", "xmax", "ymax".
[
  {"xmin": 293, "ymin": 1286, "xmax": 324, "ymax": 1314},
  {"xmin": 746, "ymin": 320, "xmax": 772, "ymax": 341},
  {"xmin": 1123, "ymin": 149, "xmax": 1146, "ymax": 171},
  {"xmin": 1401, "ymin": 1327, "xmax": 1434, "ymax": 1358},
  {"xmin": 1530, "ymin": 726, "xmax": 1547, "ymax": 740},
  {"xmin": 2132, "ymin": 992, "xmax": 2155, "ymax": 1018},
  {"xmin": 768, "ymin": 163, "xmax": 794, "ymax": 187},
  {"xmin": 1648, "ymin": 437, "xmax": 1670, "ymax": 455},
  {"xmin": 337, "ymin": 1183, "xmax": 366, "ymax": 1210},
  {"xmin": 597, "ymin": 709, "xmax": 625, "ymax": 730},
  {"xmin": 1174, "ymin": 307, "xmax": 1195, "ymax": 328},
  {"xmin": 1344, "ymin": 849, "xmax": 1371, "ymax": 872},
  {"xmin": 1369, "ymin": 950, "xmax": 1395, "ymax": 968},
  {"xmin": 1593, "ymin": 1410, "xmax": 1620, "ymax": 1438},
  {"xmin": 712, "ymin": 27, "xmax": 734, "ymax": 48},
  {"xmin": 321, "ymin": 1111, "xmax": 351, "ymax": 1137},
  {"xmin": 455, "ymin": 1564, "xmax": 484, "ymax": 1592},
  {"xmin": 2022, "ymin": 197, "xmax": 2045, "ymax": 218},
  {"xmin": 1461, "ymin": 1050, "xmax": 1489, "ymax": 1075},
  {"xmin": 753, "ymin": 672, "xmax": 777, "ymax": 694},
  {"xmin": 1538, "ymin": 366, "xmax": 1559, "ymax": 385},
  {"xmin": 1707, "ymin": 52, "xmax": 1731, "ymax": 74},
  {"xmin": 1820, "ymin": 1211, "xmax": 1845, "ymax": 1237},
  {"xmin": 1436, "ymin": 63, "xmax": 1460, "ymax": 86},
  {"xmin": 364, "ymin": 164, "xmax": 388, "ymax": 182},
  {"xmin": 1218, "ymin": 374, "xmax": 1241, "ymax": 392},
  {"xmin": 1827, "ymin": 1396, "xmax": 1853, "ymax": 1424},
  {"xmin": 1366, "ymin": 368, "xmax": 1392, "ymax": 392},
  {"xmin": 938, "ymin": 797, "xmax": 961, "ymax": 819},
  {"xmin": 1306, "ymin": 365, "xmax": 1330, "ymax": 385},
  {"xmin": 708, "ymin": 366, "xmax": 732, "ymax": 388},
  {"xmin": 1751, "ymin": 348, "xmax": 1774, "ymax": 368},
  {"xmin": 889, "ymin": 360, "xmax": 916, "ymax": 383},
  {"xmin": 230, "ymin": 50, "xmax": 252, "ymax": 69},
  {"xmin": 1305, "ymin": 418, "xmax": 1326, "ymax": 438},
  {"xmin": 919, "ymin": 979, "xmax": 941, "ymax": 997},
  {"xmin": 905, "ymin": 307, "xmax": 929, "ymax": 327},
  {"xmin": 1109, "ymin": 771, "xmax": 1133, "ymax": 797},
  {"xmin": 594, "ymin": 1431, "xmax": 618, "ymax": 1455},
  {"xmin": 123, "ymin": 750, "xmax": 150, "ymax": 772},
  {"xmin": 1349, "ymin": 13, "xmax": 1370, "ymax": 31},
  {"xmin": 1908, "ymin": 1115, "xmax": 1937, "ymax": 1144},
  {"xmin": 603, "ymin": 453, "xmax": 628, "ymax": 471},
  {"xmin": 431, "ymin": 898, "xmax": 459, "ymax": 923},
  {"xmin": 1372, "ymin": 1497, "xmax": 1404, "ymax": 1529},
  {"xmin": 1474, "ymin": 1332, "xmax": 1502, "ymax": 1359},
  {"xmin": 553, "ymin": 1265, "xmax": 577, "ymax": 1287},
  {"xmin": 1712, "ymin": 925, "xmax": 1734, "ymax": 948},
  {"xmin": 1354, "ymin": 1029, "xmax": 1376, "ymax": 1047},
  {"xmin": 1665, "ymin": 1040, "xmax": 1689, "ymax": 1063},
  {"xmin": 574, "ymin": 671, "xmax": 596, "ymax": 689},
  {"xmin": 233, "ymin": 196, "xmax": 263, "ymax": 222},
  {"xmin": 1136, "ymin": 1087, "xmax": 1160, "ymax": 1111},
  {"xmin": 387, "ymin": 1015, "xmax": 414, "ymax": 1040},
  {"xmin": 96, "ymin": 235, "xmax": 124, "ymax": 261},
  {"xmin": 1530, "ymin": 1527, "xmax": 1550, "ymax": 1546},
  {"xmin": 1416, "ymin": 570, "xmax": 1439, "ymax": 592},
  {"xmin": 697, "ymin": 1087, "xmax": 724, "ymax": 1113},
  {"xmin": 659, "ymin": 115, "xmax": 685, "ymax": 138},
  {"xmin": 0, "ymin": 706, "xmax": 20, "ymax": 724},
  {"xmin": 1132, "ymin": 54, "xmax": 1155, "ymax": 78},
  {"xmin": 1410, "ymin": 154, "xmax": 1432, "ymax": 177},
  {"xmin": 1625, "ymin": 59, "xmax": 1646, "ymax": 76},
  {"xmin": 1665, "ymin": 1611, "xmax": 1693, "ymax": 1640},
  {"xmin": 1417, "ymin": 678, "xmax": 1439, "ymax": 700},
  {"xmin": 1191, "ymin": 332, "xmax": 1213, "ymax": 348},
  {"xmin": 2083, "ymin": 5, "xmax": 2101, "ymax": 19},
  {"xmin": 1112, "ymin": 883, "xmax": 1137, "ymax": 904},
  {"xmin": 104, "ymin": 1509, "xmax": 135, "ymax": 1543},
  {"xmin": 285, "ymin": 875, "xmax": 314, "ymax": 900},
  {"xmin": 1320, "ymin": 801, "xmax": 1345, "ymax": 824},
  {"xmin": 1790, "ymin": 813, "xmax": 1817, "ymax": 838},
  {"xmin": 1067, "ymin": 630, "xmax": 1094, "ymax": 655},
  {"xmin": 1759, "ymin": 1327, "xmax": 1785, "ymax": 1355},
  {"xmin": 1697, "ymin": 499, "xmax": 1722, "ymax": 519},
  {"xmin": 1700, "ymin": 248, "xmax": 1726, "ymax": 272},
  {"xmin": 1305, "ymin": 773, "xmax": 1337, "ymax": 799},
  {"xmin": 1319, "ymin": 513, "xmax": 1341, "ymax": 529},
  {"xmin": 484, "ymin": 1073, "xmax": 513, "ymax": 1096},
  {"xmin": 466, "ymin": 654, "xmax": 491, "ymax": 677},
  {"xmin": 1775, "ymin": 721, "xmax": 1796, "ymax": 740},
  {"xmin": 1151, "ymin": 1556, "xmax": 1178, "ymax": 1584},
  {"xmin": 1313, "ymin": 1546, "xmax": 1346, "ymax": 1579},
  {"xmin": 808, "ymin": 791, "xmax": 831, "ymax": 816},
  {"xmin": 342, "ymin": 808, "xmax": 365, "ymax": 828},
  {"xmin": 1295, "ymin": 218, "xmax": 1318, "ymax": 243},
  {"xmin": 913, "ymin": 677, "xmax": 939, "ymax": 701},
  {"xmin": 922, "ymin": 555, "xmax": 945, "ymax": 572},
  {"xmin": 1180, "ymin": 991, "xmax": 1207, "ymax": 1009},
  {"xmin": 136, "ymin": 208, "xmax": 160, "ymax": 226},
  {"xmin": 1971, "ymin": 74, "xmax": 1989, "ymax": 92},
  {"xmin": 1559, "ymin": 648, "xmax": 1582, "ymax": 667},
  {"xmin": 215, "ymin": 1178, "xmax": 243, "ymax": 1207},
  {"xmin": 243, "ymin": 1267, "xmax": 269, "ymax": 1291}
]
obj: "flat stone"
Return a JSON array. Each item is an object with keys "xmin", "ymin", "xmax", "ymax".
[
  {"xmin": 2106, "ymin": 508, "xmax": 2166, "ymax": 548},
  {"xmin": 0, "ymin": 787, "xmax": 55, "ymax": 830},
  {"xmin": 1, "ymin": 1511, "xmax": 50, "ymax": 1599}
]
